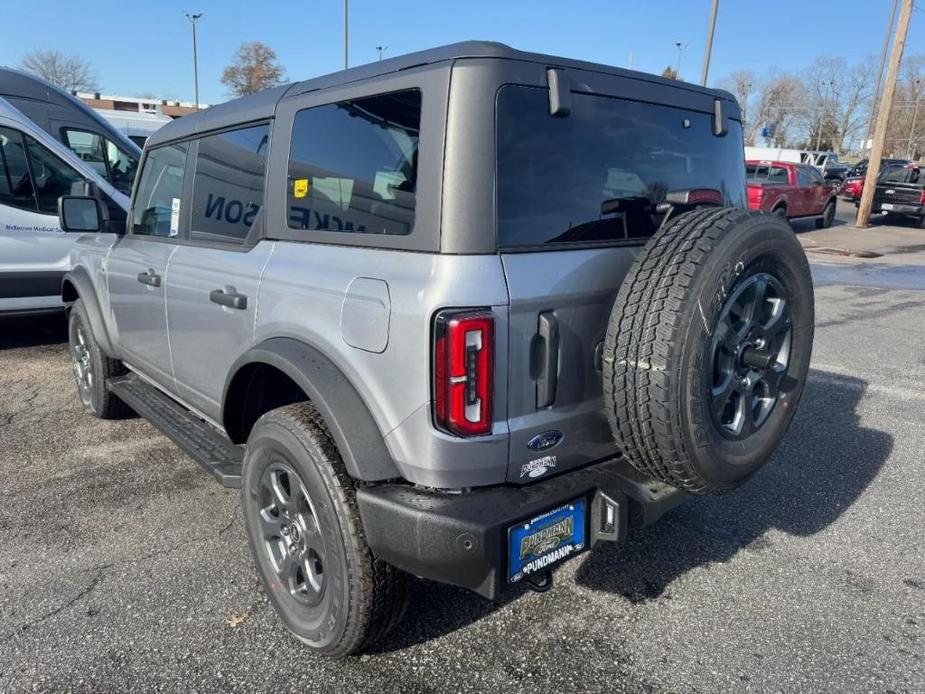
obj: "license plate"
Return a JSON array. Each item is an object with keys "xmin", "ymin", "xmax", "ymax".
[
  {"xmin": 882, "ymin": 203, "xmax": 895, "ymax": 210},
  {"xmin": 508, "ymin": 499, "xmax": 586, "ymax": 583}
]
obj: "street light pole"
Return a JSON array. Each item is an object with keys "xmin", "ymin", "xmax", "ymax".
[
  {"xmin": 343, "ymin": 0, "xmax": 349, "ymax": 69},
  {"xmin": 376, "ymin": 46, "xmax": 388, "ymax": 62},
  {"xmin": 185, "ymin": 12, "xmax": 202, "ymax": 111},
  {"xmin": 907, "ymin": 80, "xmax": 921, "ymax": 158},
  {"xmin": 700, "ymin": 0, "xmax": 719, "ymax": 86},
  {"xmin": 675, "ymin": 42, "xmax": 685, "ymax": 78}
]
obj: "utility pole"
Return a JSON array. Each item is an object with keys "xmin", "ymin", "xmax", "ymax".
[
  {"xmin": 858, "ymin": 0, "xmax": 914, "ymax": 228},
  {"xmin": 907, "ymin": 80, "xmax": 921, "ymax": 158},
  {"xmin": 376, "ymin": 46, "xmax": 388, "ymax": 61},
  {"xmin": 343, "ymin": 0, "xmax": 349, "ymax": 69},
  {"xmin": 814, "ymin": 81, "xmax": 831, "ymax": 152},
  {"xmin": 185, "ymin": 12, "xmax": 202, "ymax": 111},
  {"xmin": 864, "ymin": 0, "xmax": 898, "ymax": 152},
  {"xmin": 675, "ymin": 42, "xmax": 685, "ymax": 78},
  {"xmin": 700, "ymin": 0, "xmax": 719, "ymax": 86}
]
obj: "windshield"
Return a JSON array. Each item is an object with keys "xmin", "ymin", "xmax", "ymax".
[{"xmin": 496, "ymin": 86, "xmax": 746, "ymax": 248}]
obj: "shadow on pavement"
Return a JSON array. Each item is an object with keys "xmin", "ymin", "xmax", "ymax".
[
  {"xmin": 0, "ymin": 313, "xmax": 67, "ymax": 349},
  {"xmin": 574, "ymin": 368, "xmax": 891, "ymax": 601},
  {"xmin": 375, "ymin": 368, "xmax": 890, "ymax": 649}
]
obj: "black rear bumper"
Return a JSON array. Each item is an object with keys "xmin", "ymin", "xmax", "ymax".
[{"xmin": 357, "ymin": 458, "xmax": 686, "ymax": 600}]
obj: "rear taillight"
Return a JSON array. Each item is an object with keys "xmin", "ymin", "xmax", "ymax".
[
  {"xmin": 919, "ymin": 190, "xmax": 925, "ymax": 205},
  {"xmin": 432, "ymin": 309, "xmax": 494, "ymax": 436}
]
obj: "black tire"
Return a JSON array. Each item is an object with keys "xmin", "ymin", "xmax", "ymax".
[
  {"xmin": 815, "ymin": 200, "xmax": 836, "ymax": 229},
  {"xmin": 918, "ymin": 214, "xmax": 925, "ymax": 229},
  {"xmin": 602, "ymin": 208, "xmax": 814, "ymax": 495},
  {"xmin": 67, "ymin": 300, "xmax": 131, "ymax": 419},
  {"xmin": 241, "ymin": 402, "xmax": 409, "ymax": 657}
]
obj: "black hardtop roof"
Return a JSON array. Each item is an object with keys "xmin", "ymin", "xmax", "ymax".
[{"xmin": 147, "ymin": 41, "xmax": 737, "ymax": 147}]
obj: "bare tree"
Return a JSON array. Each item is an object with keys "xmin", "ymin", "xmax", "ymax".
[
  {"xmin": 221, "ymin": 42, "xmax": 286, "ymax": 97},
  {"xmin": 19, "ymin": 50, "xmax": 99, "ymax": 92},
  {"xmin": 798, "ymin": 56, "xmax": 875, "ymax": 152},
  {"xmin": 884, "ymin": 54, "xmax": 925, "ymax": 158},
  {"xmin": 718, "ymin": 70, "xmax": 756, "ymax": 143},
  {"xmin": 660, "ymin": 66, "xmax": 678, "ymax": 80},
  {"xmin": 749, "ymin": 74, "xmax": 807, "ymax": 147}
]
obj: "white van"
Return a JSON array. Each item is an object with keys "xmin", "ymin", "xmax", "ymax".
[{"xmin": 0, "ymin": 97, "xmax": 129, "ymax": 315}]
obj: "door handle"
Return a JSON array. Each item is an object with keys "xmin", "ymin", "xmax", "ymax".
[
  {"xmin": 536, "ymin": 311, "xmax": 559, "ymax": 408},
  {"xmin": 136, "ymin": 269, "xmax": 161, "ymax": 287},
  {"xmin": 210, "ymin": 288, "xmax": 247, "ymax": 310}
]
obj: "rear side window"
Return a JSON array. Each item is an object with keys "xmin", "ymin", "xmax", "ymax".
[
  {"xmin": 190, "ymin": 123, "xmax": 269, "ymax": 244},
  {"xmin": 287, "ymin": 89, "xmax": 421, "ymax": 236},
  {"xmin": 496, "ymin": 86, "xmax": 746, "ymax": 248},
  {"xmin": 131, "ymin": 143, "xmax": 189, "ymax": 237}
]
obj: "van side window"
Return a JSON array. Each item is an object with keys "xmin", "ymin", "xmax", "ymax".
[
  {"xmin": 63, "ymin": 129, "xmax": 138, "ymax": 196},
  {"xmin": 287, "ymin": 89, "xmax": 421, "ymax": 236},
  {"xmin": 24, "ymin": 135, "xmax": 85, "ymax": 214},
  {"xmin": 190, "ymin": 123, "xmax": 269, "ymax": 244},
  {"xmin": 131, "ymin": 143, "xmax": 189, "ymax": 237},
  {"xmin": 0, "ymin": 127, "xmax": 37, "ymax": 212}
]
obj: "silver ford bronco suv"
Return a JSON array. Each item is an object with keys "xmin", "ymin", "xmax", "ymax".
[{"xmin": 57, "ymin": 42, "xmax": 813, "ymax": 656}]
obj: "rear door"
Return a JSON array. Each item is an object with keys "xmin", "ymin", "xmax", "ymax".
[
  {"xmin": 166, "ymin": 123, "xmax": 273, "ymax": 421},
  {"xmin": 496, "ymin": 84, "xmax": 746, "ymax": 483}
]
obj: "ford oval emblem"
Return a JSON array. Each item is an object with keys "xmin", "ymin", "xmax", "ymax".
[{"xmin": 527, "ymin": 430, "xmax": 563, "ymax": 451}]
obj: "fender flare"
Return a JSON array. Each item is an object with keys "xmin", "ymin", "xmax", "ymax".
[
  {"xmin": 61, "ymin": 267, "xmax": 116, "ymax": 357},
  {"xmin": 222, "ymin": 337, "xmax": 402, "ymax": 482}
]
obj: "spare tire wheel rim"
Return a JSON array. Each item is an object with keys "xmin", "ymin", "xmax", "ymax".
[
  {"xmin": 709, "ymin": 271, "xmax": 793, "ymax": 439},
  {"xmin": 257, "ymin": 460, "xmax": 326, "ymax": 608}
]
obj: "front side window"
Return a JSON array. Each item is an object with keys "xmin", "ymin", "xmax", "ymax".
[
  {"xmin": 287, "ymin": 89, "xmax": 421, "ymax": 236},
  {"xmin": 0, "ymin": 127, "xmax": 36, "ymax": 212},
  {"xmin": 24, "ymin": 135, "xmax": 85, "ymax": 213},
  {"xmin": 497, "ymin": 86, "xmax": 746, "ymax": 248},
  {"xmin": 796, "ymin": 168, "xmax": 812, "ymax": 187},
  {"xmin": 131, "ymin": 143, "xmax": 189, "ymax": 237},
  {"xmin": 63, "ymin": 129, "xmax": 138, "ymax": 196},
  {"xmin": 190, "ymin": 123, "xmax": 269, "ymax": 244}
]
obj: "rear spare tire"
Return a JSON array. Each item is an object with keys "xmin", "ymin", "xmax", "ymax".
[{"xmin": 602, "ymin": 208, "xmax": 814, "ymax": 495}]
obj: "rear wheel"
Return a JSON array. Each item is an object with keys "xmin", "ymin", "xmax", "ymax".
[
  {"xmin": 67, "ymin": 300, "xmax": 131, "ymax": 419},
  {"xmin": 241, "ymin": 403, "xmax": 409, "ymax": 657},
  {"xmin": 815, "ymin": 200, "xmax": 836, "ymax": 228},
  {"xmin": 602, "ymin": 208, "xmax": 814, "ymax": 495}
]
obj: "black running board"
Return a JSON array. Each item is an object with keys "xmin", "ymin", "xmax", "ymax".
[{"xmin": 108, "ymin": 373, "xmax": 243, "ymax": 488}]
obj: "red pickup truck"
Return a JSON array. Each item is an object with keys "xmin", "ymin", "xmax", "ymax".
[{"xmin": 746, "ymin": 160, "xmax": 838, "ymax": 228}]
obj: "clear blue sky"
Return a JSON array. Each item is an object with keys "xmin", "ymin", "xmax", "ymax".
[{"xmin": 4, "ymin": 0, "xmax": 923, "ymax": 104}]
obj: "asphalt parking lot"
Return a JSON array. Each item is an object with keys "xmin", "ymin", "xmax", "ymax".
[{"xmin": 1, "ymin": 207, "xmax": 923, "ymax": 693}]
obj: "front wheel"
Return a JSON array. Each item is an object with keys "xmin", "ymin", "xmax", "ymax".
[
  {"xmin": 241, "ymin": 403, "xmax": 409, "ymax": 657},
  {"xmin": 68, "ymin": 300, "xmax": 131, "ymax": 419}
]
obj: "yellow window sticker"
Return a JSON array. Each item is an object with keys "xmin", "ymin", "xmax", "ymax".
[{"xmin": 293, "ymin": 178, "xmax": 310, "ymax": 199}]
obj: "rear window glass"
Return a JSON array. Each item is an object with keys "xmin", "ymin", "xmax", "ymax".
[
  {"xmin": 880, "ymin": 165, "xmax": 922, "ymax": 184},
  {"xmin": 287, "ymin": 89, "xmax": 421, "ymax": 236},
  {"xmin": 747, "ymin": 164, "xmax": 788, "ymax": 183},
  {"xmin": 496, "ymin": 86, "xmax": 746, "ymax": 248}
]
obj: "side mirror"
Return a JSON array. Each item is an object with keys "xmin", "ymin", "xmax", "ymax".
[{"xmin": 58, "ymin": 195, "xmax": 105, "ymax": 233}]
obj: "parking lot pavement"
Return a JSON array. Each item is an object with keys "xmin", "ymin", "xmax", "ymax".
[{"xmin": 1, "ymin": 256, "xmax": 924, "ymax": 693}]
